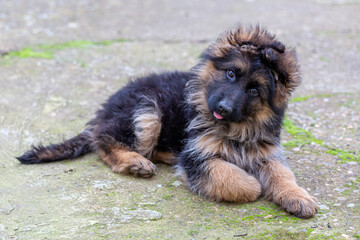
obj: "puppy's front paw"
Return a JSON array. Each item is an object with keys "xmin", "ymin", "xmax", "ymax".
[{"xmin": 279, "ymin": 188, "xmax": 318, "ymax": 218}]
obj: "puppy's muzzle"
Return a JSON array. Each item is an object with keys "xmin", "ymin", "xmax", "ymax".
[{"xmin": 216, "ymin": 100, "xmax": 233, "ymax": 117}]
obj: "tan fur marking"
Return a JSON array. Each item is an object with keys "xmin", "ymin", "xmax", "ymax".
[
  {"xmin": 253, "ymin": 74, "xmax": 268, "ymax": 86},
  {"xmin": 254, "ymin": 105, "xmax": 274, "ymax": 124},
  {"xmin": 274, "ymin": 84, "xmax": 290, "ymax": 108},
  {"xmin": 151, "ymin": 151, "xmax": 177, "ymax": 165},
  {"xmin": 195, "ymin": 134, "xmax": 225, "ymax": 155},
  {"xmin": 186, "ymin": 86, "xmax": 210, "ymax": 116},
  {"xmin": 260, "ymin": 161, "xmax": 318, "ymax": 218},
  {"xmin": 133, "ymin": 111, "xmax": 162, "ymax": 158},
  {"xmin": 200, "ymin": 159, "xmax": 261, "ymax": 202},
  {"xmin": 98, "ymin": 145, "xmax": 156, "ymax": 178},
  {"xmin": 191, "ymin": 91, "xmax": 208, "ymax": 114},
  {"xmin": 233, "ymin": 57, "xmax": 250, "ymax": 72},
  {"xmin": 197, "ymin": 61, "xmax": 217, "ymax": 85},
  {"xmin": 210, "ymin": 43, "xmax": 233, "ymax": 58}
]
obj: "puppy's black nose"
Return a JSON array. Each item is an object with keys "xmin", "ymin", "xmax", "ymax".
[{"xmin": 217, "ymin": 101, "xmax": 233, "ymax": 116}]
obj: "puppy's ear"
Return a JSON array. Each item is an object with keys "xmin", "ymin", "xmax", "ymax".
[
  {"xmin": 263, "ymin": 46, "xmax": 301, "ymax": 98},
  {"xmin": 269, "ymin": 41, "xmax": 285, "ymax": 53}
]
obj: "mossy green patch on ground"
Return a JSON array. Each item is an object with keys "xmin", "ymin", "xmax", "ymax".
[
  {"xmin": 2, "ymin": 38, "xmax": 129, "ymax": 60},
  {"xmin": 240, "ymin": 203, "xmax": 299, "ymax": 223},
  {"xmin": 319, "ymin": 56, "xmax": 331, "ymax": 62},
  {"xmin": 283, "ymin": 117, "xmax": 359, "ymax": 163},
  {"xmin": 244, "ymin": 228, "xmax": 342, "ymax": 240},
  {"xmin": 244, "ymin": 228, "xmax": 309, "ymax": 240},
  {"xmin": 85, "ymin": 222, "xmax": 110, "ymax": 239},
  {"xmin": 290, "ymin": 93, "xmax": 355, "ymax": 103},
  {"xmin": 161, "ymin": 194, "xmax": 173, "ymax": 200},
  {"xmin": 315, "ymin": 93, "xmax": 334, "ymax": 98},
  {"xmin": 325, "ymin": 148, "xmax": 360, "ymax": 163},
  {"xmin": 290, "ymin": 96, "xmax": 310, "ymax": 103},
  {"xmin": 188, "ymin": 230, "xmax": 199, "ymax": 236},
  {"xmin": 282, "ymin": 117, "xmax": 323, "ymax": 148},
  {"xmin": 40, "ymin": 40, "xmax": 97, "ymax": 51},
  {"xmin": 7, "ymin": 47, "xmax": 54, "ymax": 59},
  {"xmin": 344, "ymin": 180, "xmax": 360, "ymax": 190},
  {"xmin": 308, "ymin": 233, "xmax": 341, "ymax": 240}
]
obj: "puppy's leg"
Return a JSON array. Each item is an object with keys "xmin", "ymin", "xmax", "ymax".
[
  {"xmin": 133, "ymin": 102, "xmax": 178, "ymax": 165},
  {"xmin": 187, "ymin": 159, "xmax": 261, "ymax": 202},
  {"xmin": 133, "ymin": 102, "xmax": 162, "ymax": 159},
  {"xmin": 151, "ymin": 151, "xmax": 177, "ymax": 165},
  {"xmin": 98, "ymin": 145, "xmax": 156, "ymax": 178},
  {"xmin": 259, "ymin": 161, "xmax": 318, "ymax": 218},
  {"xmin": 93, "ymin": 98, "xmax": 162, "ymax": 177}
]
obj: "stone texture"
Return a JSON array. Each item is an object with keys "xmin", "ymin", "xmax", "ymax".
[{"xmin": 0, "ymin": 0, "xmax": 359, "ymax": 239}]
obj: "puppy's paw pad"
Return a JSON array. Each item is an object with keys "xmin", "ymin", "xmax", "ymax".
[
  {"xmin": 128, "ymin": 158, "xmax": 156, "ymax": 178},
  {"xmin": 112, "ymin": 155, "xmax": 156, "ymax": 178},
  {"xmin": 281, "ymin": 192, "xmax": 318, "ymax": 218}
]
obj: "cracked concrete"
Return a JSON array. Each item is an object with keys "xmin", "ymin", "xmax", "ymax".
[{"xmin": 1, "ymin": 0, "xmax": 359, "ymax": 239}]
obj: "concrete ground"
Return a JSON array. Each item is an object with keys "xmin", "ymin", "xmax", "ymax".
[{"xmin": 1, "ymin": 0, "xmax": 359, "ymax": 239}]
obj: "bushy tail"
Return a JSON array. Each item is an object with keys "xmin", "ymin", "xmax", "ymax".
[{"xmin": 17, "ymin": 130, "xmax": 93, "ymax": 164}]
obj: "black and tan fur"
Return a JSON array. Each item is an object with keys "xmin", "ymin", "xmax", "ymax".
[{"xmin": 17, "ymin": 26, "xmax": 318, "ymax": 218}]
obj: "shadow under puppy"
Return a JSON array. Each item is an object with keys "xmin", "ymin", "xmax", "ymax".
[{"xmin": 17, "ymin": 25, "xmax": 318, "ymax": 218}]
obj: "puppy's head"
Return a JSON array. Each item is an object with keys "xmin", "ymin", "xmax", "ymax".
[{"xmin": 188, "ymin": 26, "xmax": 300, "ymax": 127}]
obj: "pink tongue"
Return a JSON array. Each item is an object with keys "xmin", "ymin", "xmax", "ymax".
[{"xmin": 213, "ymin": 111, "xmax": 223, "ymax": 119}]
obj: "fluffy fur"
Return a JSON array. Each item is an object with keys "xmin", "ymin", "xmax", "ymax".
[{"xmin": 17, "ymin": 26, "xmax": 318, "ymax": 218}]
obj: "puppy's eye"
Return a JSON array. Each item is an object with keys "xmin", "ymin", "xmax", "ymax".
[
  {"xmin": 249, "ymin": 88, "xmax": 259, "ymax": 97},
  {"xmin": 226, "ymin": 70, "xmax": 236, "ymax": 82}
]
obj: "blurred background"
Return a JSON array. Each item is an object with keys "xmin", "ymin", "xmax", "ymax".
[
  {"xmin": 0, "ymin": 0, "xmax": 359, "ymax": 239},
  {"xmin": 1, "ymin": 0, "xmax": 360, "ymax": 94}
]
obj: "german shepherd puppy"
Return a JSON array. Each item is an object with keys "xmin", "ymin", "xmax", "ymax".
[{"xmin": 17, "ymin": 26, "xmax": 318, "ymax": 218}]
